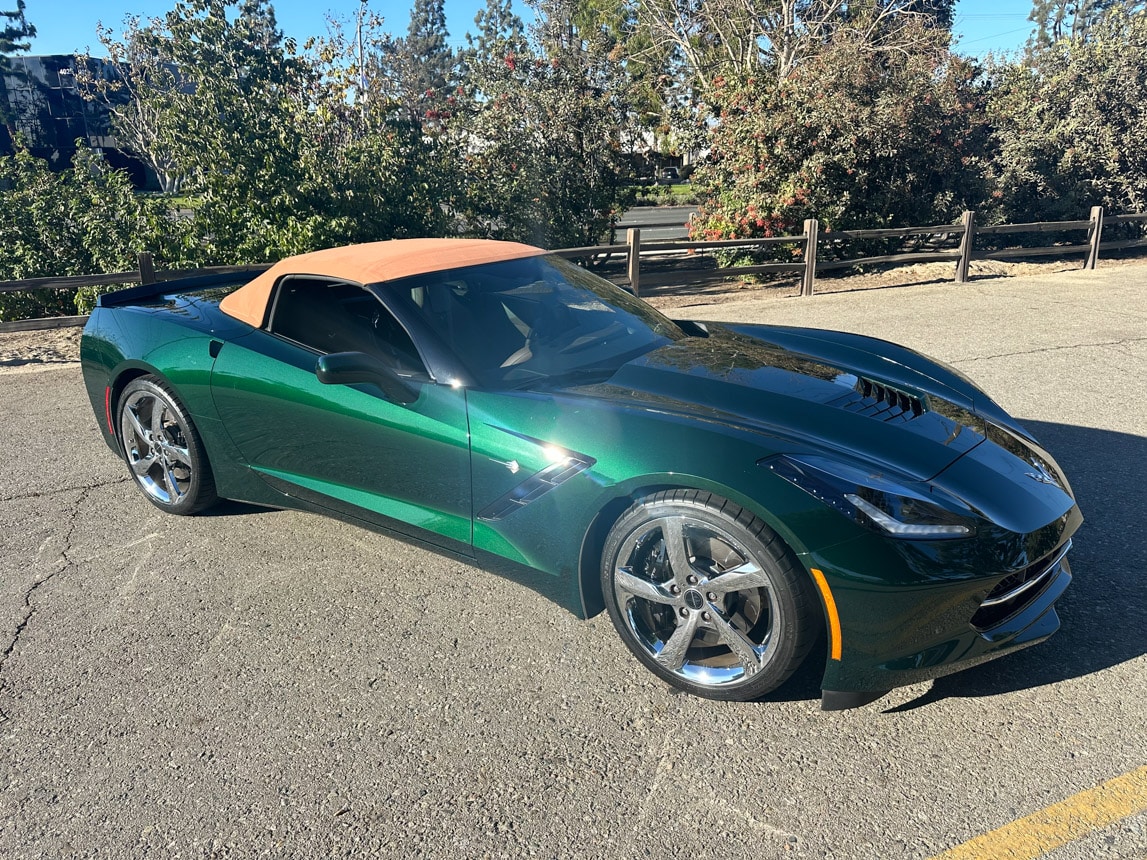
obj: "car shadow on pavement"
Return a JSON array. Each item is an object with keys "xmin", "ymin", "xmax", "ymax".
[
  {"xmin": 197, "ymin": 499, "xmax": 278, "ymax": 518},
  {"xmin": 886, "ymin": 419, "xmax": 1147, "ymax": 712}
]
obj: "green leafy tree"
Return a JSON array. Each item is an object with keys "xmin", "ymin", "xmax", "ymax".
[
  {"xmin": 75, "ymin": 19, "xmax": 190, "ymax": 193},
  {"xmin": 455, "ymin": 0, "xmax": 637, "ymax": 248},
  {"xmin": 0, "ymin": 0, "xmax": 32, "ymax": 52},
  {"xmin": 469, "ymin": 0, "xmax": 525, "ymax": 56},
  {"xmin": 690, "ymin": 18, "xmax": 990, "ymax": 245},
  {"xmin": 0, "ymin": 146, "xmax": 178, "ymax": 319},
  {"xmin": 622, "ymin": 0, "xmax": 959, "ymax": 186},
  {"xmin": 80, "ymin": 0, "xmax": 454, "ymax": 267},
  {"xmin": 133, "ymin": 0, "xmax": 442, "ymax": 261},
  {"xmin": 149, "ymin": 0, "xmax": 322, "ymax": 261},
  {"xmin": 992, "ymin": 9, "xmax": 1147, "ymax": 219},
  {"xmin": 303, "ymin": 4, "xmax": 455, "ymax": 244}
]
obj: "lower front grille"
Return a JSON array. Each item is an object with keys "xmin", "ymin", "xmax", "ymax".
[{"xmin": 970, "ymin": 540, "xmax": 1072, "ymax": 631}]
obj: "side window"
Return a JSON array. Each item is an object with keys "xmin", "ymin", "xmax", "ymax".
[{"xmin": 269, "ymin": 277, "xmax": 427, "ymax": 377}]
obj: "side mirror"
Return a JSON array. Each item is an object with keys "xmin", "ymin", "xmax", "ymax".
[{"xmin": 315, "ymin": 351, "xmax": 419, "ymax": 404}]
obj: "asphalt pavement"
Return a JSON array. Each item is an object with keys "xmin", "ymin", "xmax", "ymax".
[{"xmin": 1, "ymin": 266, "xmax": 1144, "ymax": 859}]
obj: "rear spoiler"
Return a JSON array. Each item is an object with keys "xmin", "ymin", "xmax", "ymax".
[{"xmin": 96, "ymin": 267, "xmax": 269, "ymax": 308}]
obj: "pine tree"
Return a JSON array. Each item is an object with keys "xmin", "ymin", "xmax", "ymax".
[
  {"xmin": 389, "ymin": 0, "xmax": 457, "ymax": 128},
  {"xmin": 0, "ymin": 0, "xmax": 35, "ymax": 54},
  {"xmin": 469, "ymin": 0, "xmax": 525, "ymax": 58}
]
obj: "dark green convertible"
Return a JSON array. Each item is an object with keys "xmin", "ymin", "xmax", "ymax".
[{"xmin": 80, "ymin": 239, "xmax": 1082, "ymax": 709}]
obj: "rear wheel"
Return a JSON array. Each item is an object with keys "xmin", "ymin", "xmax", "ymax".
[
  {"xmin": 118, "ymin": 376, "xmax": 217, "ymax": 515},
  {"xmin": 601, "ymin": 490, "xmax": 815, "ymax": 700}
]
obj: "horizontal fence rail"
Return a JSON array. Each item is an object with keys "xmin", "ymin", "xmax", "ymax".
[
  {"xmin": 578, "ymin": 205, "xmax": 1140, "ymax": 298},
  {"xmin": 2, "ymin": 208, "xmax": 1144, "ymax": 331},
  {"xmin": 0, "ymin": 255, "xmax": 271, "ymax": 332}
]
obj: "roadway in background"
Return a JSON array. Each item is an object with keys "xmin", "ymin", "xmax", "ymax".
[
  {"xmin": 615, "ymin": 204, "xmax": 696, "ymax": 241},
  {"xmin": 0, "ymin": 266, "xmax": 1144, "ymax": 858}
]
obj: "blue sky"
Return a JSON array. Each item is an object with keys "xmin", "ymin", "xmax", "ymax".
[{"xmin": 28, "ymin": 0, "xmax": 1034, "ymax": 59}]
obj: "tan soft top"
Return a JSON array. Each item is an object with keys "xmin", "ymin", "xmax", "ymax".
[{"xmin": 219, "ymin": 238, "xmax": 546, "ymax": 328}]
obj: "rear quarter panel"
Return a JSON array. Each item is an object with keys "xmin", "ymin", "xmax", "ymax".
[{"xmin": 81, "ymin": 290, "xmax": 267, "ymax": 503}]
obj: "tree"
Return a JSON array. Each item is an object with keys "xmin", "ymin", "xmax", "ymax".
[
  {"xmin": 617, "ymin": 0, "xmax": 961, "ymax": 187},
  {"xmin": 992, "ymin": 9, "xmax": 1147, "ymax": 220},
  {"xmin": 0, "ymin": 146, "xmax": 177, "ymax": 319},
  {"xmin": 0, "ymin": 0, "xmax": 33, "ymax": 53},
  {"xmin": 379, "ymin": 0, "xmax": 458, "ymax": 129},
  {"xmin": 139, "ymin": 0, "xmax": 325, "ymax": 261},
  {"xmin": 1027, "ymin": 0, "xmax": 1143, "ymax": 48},
  {"xmin": 690, "ymin": 17, "xmax": 990, "ymax": 245},
  {"xmin": 75, "ymin": 20, "xmax": 190, "ymax": 193},
  {"xmin": 469, "ymin": 0, "xmax": 525, "ymax": 57},
  {"xmin": 76, "ymin": 0, "xmax": 454, "ymax": 266},
  {"xmin": 302, "ymin": 4, "xmax": 456, "ymax": 245},
  {"xmin": 455, "ymin": 0, "xmax": 638, "ymax": 247},
  {"xmin": 634, "ymin": 0, "xmax": 955, "ymax": 96}
]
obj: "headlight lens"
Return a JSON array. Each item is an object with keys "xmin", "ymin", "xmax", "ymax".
[{"xmin": 765, "ymin": 455, "xmax": 976, "ymax": 539}]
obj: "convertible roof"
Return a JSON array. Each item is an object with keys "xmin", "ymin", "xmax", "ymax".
[{"xmin": 219, "ymin": 238, "xmax": 546, "ymax": 328}]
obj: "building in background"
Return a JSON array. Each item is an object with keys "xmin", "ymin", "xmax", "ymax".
[{"xmin": 0, "ymin": 54, "xmax": 147, "ymax": 186}]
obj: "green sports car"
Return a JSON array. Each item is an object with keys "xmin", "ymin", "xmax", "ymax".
[{"xmin": 80, "ymin": 239, "xmax": 1082, "ymax": 710}]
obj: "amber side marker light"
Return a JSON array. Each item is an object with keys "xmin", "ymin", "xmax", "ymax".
[
  {"xmin": 104, "ymin": 386, "xmax": 114, "ymax": 436},
  {"xmin": 810, "ymin": 568, "xmax": 842, "ymax": 661}
]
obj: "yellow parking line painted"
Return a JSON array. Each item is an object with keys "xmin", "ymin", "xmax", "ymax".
[{"xmin": 930, "ymin": 765, "xmax": 1147, "ymax": 860}]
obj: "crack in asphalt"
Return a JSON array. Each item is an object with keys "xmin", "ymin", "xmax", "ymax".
[
  {"xmin": 1023, "ymin": 292, "xmax": 1147, "ymax": 320},
  {"xmin": 0, "ymin": 476, "xmax": 129, "ymax": 504},
  {"xmin": 956, "ymin": 335, "xmax": 1147, "ymax": 365},
  {"xmin": 0, "ymin": 486, "xmax": 91, "ymax": 724}
]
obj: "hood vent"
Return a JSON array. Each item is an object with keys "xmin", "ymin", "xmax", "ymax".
[{"xmin": 827, "ymin": 377, "xmax": 925, "ymax": 423}]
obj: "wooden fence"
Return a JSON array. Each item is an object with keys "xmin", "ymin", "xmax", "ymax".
[
  {"xmin": 2, "ymin": 207, "xmax": 1146, "ymax": 332},
  {"xmin": 0, "ymin": 256, "xmax": 270, "ymax": 332},
  {"xmin": 559, "ymin": 206, "xmax": 1147, "ymax": 298}
]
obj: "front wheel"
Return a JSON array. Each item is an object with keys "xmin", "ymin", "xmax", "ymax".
[
  {"xmin": 601, "ymin": 490, "xmax": 816, "ymax": 700},
  {"xmin": 117, "ymin": 376, "xmax": 218, "ymax": 515}
]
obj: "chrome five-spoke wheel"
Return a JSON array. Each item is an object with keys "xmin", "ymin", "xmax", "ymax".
[
  {"xmin": 601, "ymin": 490, "xmax": 814, "ymax": 700},
  {"xmin": 118, "ymin": 376, "xmax": 217, "ymax": 515}
]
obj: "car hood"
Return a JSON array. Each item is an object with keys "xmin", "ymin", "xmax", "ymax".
[{"xmin": 566, "ymin": 322, "xmax": 994, "ymax": 481}]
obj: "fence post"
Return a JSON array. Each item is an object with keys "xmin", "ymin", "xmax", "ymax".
[
  {"xmin": 801, "ymin": 219, "xmax": 818, "ymax": 297},
  {"xmin": 137, "ymin": 252, "xmax": 156, "ymax": 286},
  {"xmin": 1086, "ymin": 206, "xmax": 1104, "ymax": 270},
  {"xmin": 955, "ymin": 210, "xmax": 976, "ymax": 283},
  {"xmin": 627, "ymin": 228, "xmax": 642, "ymax": 297}
]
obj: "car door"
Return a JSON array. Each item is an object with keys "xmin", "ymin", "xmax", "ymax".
[{"xmin": 210, "ymin": 275, "xmax": 473, "ymax": 550}]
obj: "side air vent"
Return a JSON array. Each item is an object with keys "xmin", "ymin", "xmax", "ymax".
[
  {"xmin": 827, "ymin": 377, "xmax": 926, "ymax": 423},
  {"xmin": 476, "ymin": 454, "xmax": 595, "ymax": 522}
]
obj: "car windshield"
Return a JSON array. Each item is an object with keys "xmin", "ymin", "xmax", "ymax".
[{"xmin": 382, "ymin": 254, "xmax": 686, "ymax": 389}]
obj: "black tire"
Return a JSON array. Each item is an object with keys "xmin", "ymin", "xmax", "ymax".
[
  {"xmin": 601, "ymin": 489, "xmax": 816, "ymax": 701},
  {"xmin": 117, "ymin": 376, "xmax": 218, "ymax": 515}
]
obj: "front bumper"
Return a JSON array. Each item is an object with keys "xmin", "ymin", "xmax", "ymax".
[{"xmin": 804, "ymin": 510, "xmax": 1079, "ymax": 708}]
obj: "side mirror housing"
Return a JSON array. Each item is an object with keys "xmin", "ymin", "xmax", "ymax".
[{"xmin": 315, "ymin": 351, "xmax": 419, "ymax": 404}]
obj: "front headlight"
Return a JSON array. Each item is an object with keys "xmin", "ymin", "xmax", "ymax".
[{"xmin": 764, "ymin": 455, "xmax": 976, "ymax": 539}]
